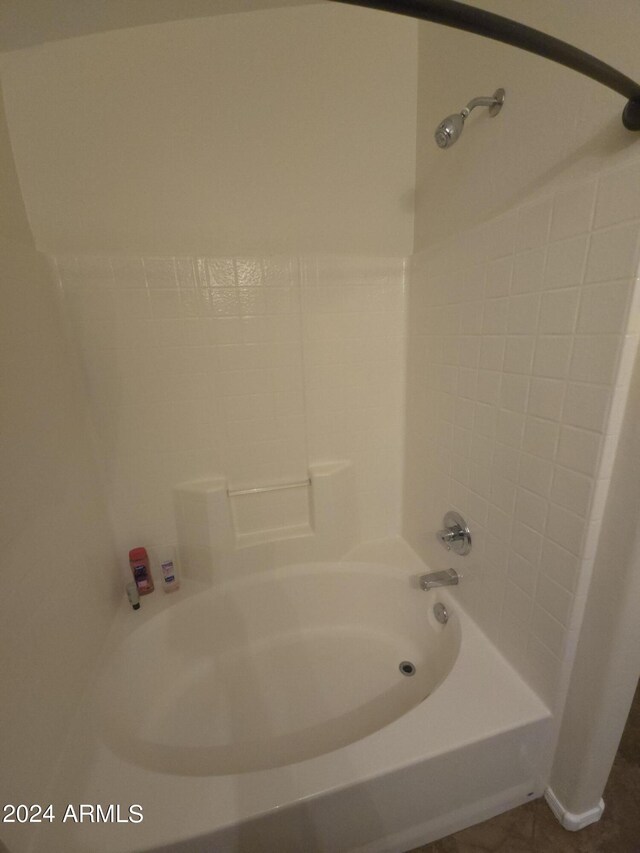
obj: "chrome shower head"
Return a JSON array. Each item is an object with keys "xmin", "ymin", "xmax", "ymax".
[
  {"xmin": 434, "ymin": 88, "xmax": 505, "ymax": 149},
  {"xmin": 435, "ymin": 112, "xmax": 466, "ymax": 149}
]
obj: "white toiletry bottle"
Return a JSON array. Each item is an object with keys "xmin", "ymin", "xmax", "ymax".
[
  {"xmin": 126, "ymin": 581, "xmax": 141, "ymax": 610},
  {"xmin": 159, "ymin": 547, "xmax": 180, "ymax": 593}
]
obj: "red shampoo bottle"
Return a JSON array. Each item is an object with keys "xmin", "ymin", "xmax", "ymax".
[{"xmin": 129, "ymin": 547, "xmax": 154, "ymax": 595}]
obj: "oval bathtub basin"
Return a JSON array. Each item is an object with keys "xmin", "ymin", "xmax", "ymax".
[{"xmin": 100, "ymin": 562, "xmax": 460, "ymax": 775}]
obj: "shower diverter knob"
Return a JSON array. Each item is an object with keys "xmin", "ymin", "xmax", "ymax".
[{"xmin": 436, "ymin": 511, "xmax": 472, "ymax": 556}]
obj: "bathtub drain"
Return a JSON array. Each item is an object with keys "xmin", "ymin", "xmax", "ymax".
[{"xmin": 399, "ymin": 661, "xmax": 416, "ymax": 676}]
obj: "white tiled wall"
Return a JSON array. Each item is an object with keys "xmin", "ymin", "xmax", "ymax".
[
  {"xmin": 404, "ymin": 159, "xmax": 640, "ymax": 708},
  {"xmin": 53, "ymin": 254, "xmax": 405, "ymax": 564}
]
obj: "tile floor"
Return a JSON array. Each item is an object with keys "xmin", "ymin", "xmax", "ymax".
[{"xmin": 406, "ymin": 681, "xmax": 640, "ymax": 852}]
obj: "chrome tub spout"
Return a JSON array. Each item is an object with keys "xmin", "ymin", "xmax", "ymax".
[{"xmin": 420, "ymin": 568, "xmax": 459, "ymax": 591}]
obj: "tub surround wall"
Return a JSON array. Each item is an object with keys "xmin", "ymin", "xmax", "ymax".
[
  {"xmin": 404, "ymin": 165, "xmax": 640, "ymax": 709},
  {"xmin": 175, "ymin": 461, "xmax": 358, "ymax": 578},
  {"xmin": 0, "ymin": 85, "xmax": 119, "ymax": 853},
  {"xmin": 53, "ymin": 253, "xmax": 405, "ymax": 568}
]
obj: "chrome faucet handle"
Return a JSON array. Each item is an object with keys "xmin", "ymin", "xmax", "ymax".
[
  {"xmin": 436, "ymin": 511, "xmax": 471, "ymax": 556},
  {"xmin": 437, "ymin": 527, "xmax": 460, "ymax": 548}
]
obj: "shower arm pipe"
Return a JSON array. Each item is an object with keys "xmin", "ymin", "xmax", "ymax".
[
  {"xmin": 331, "ymin": 0, "xmax": 640, "ymax": 130},
  {"xmin": 461, "ymin": 94, "xmax": 498, "ymax": 117}
]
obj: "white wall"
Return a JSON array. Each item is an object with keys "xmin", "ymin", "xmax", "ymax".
[
  {"xmin": 0, "ymin": 4, "xmax": 417, "ymax": 257},
  {"xmin": 0, "ymin": 83, "xmax": 120, "ymax": 853},
  {"xmin": 414, "ymin": 0, "xmax": 640, "ymax": 249},
  {"xmin": 0, "ymin": 0, "xmax": 319, "ymax": 52},
  {"xmin": 550, "ymin": 332, "xmax": 640, "ymax": 816}
]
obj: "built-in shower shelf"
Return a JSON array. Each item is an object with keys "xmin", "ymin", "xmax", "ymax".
[
  {"xmin": 235, "ymin": 522, "xmax": 314, "ymax": 550},
  {"xmin": 227, "ymin": 479, "xmax": 311, "ymax": 497},
  {"xmin": 174, "ymin": 460, "xmax": 358, "ymax": 579},
  {"xmin": 229, "ymin": 476, "xmax": 311, "ymax": 541}
]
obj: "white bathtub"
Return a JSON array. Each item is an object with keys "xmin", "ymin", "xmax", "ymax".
[
  {"xmin": 99, "ymin": 561, "xmax": 460, "ymax": 778},
  {"xmin": 36, "ymin": 539, "xmax": 552, "ymax": 853}
]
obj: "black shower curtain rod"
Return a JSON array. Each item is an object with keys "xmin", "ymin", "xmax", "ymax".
[{"xmin": 331, "ymin": 0, "xmax": 640, "ymax": 131}]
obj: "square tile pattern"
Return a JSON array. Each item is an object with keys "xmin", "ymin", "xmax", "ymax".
[
  {"xmin": 54, "ymin": 254, "xmax": 405, "ymax": 555},
  {"xmin": 404, "ymin": 159, "xmax": 640, "ymax": 708}
]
